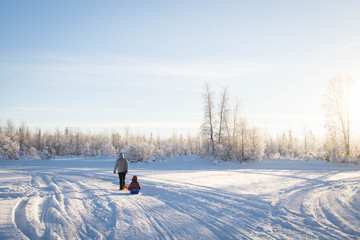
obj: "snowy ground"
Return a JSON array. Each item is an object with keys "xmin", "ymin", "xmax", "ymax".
[{"xmin": 0, "ymin": 156, "xmax": 360, "ymax": 240}]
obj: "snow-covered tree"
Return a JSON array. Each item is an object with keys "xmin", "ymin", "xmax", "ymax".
[
  {"xmin": 322, "ymin": 75, "xmax": 354, "ymax": 161},
  {"xmin": 0, "ymin": 132, "xmax": 20, "ymax": 159},
  {"xmin": 249, "ymin": 127, "xmax": 264, "ymax": 162},
  {"xmin": 201, "ymin": 83, "xmax": 216, "ymax": 155},
  {"xmin": 217, "ymin": 87, "xmax": 230, "ymax": 147}
]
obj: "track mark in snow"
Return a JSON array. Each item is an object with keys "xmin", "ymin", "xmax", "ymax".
[
  {"xmin": 14, "ymin": 199, "xmax": 37, "ymax": 240},
  {"xmin": 129, "ymin": 197, "xmax": 215, "ymax": 240},
  {"xmin": 142, "ymin": 180, "xmax": 274, "ymax": 240},
  {"xmin": 272, "ymin": 177, "xmax": 360, "ymax": 239}
]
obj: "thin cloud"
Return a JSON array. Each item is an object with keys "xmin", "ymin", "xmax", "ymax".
[
  {"xmin": 0, "ymin": 55, "xmax": 273, "ymax": 90},
  {"xmin": 4, "ymin": 107, "xmax": 85, "ymax": 112}
]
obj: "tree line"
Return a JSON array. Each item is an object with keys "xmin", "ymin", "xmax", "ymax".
[
  {"xmin": 0, "ymin": 121, "xmax": 200, "ymax": 161},
  {"xmin": 200, "ymin": 76, "xmax": 360, "ymax": 163},
  {"xmin": 1, "ymin": 76, "xmax": 359, "ymax": 163}
]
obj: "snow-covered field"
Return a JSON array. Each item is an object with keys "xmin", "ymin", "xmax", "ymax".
[{"xmin": 1, "ymin": 156, "xmax": 360, "ymax": 240}]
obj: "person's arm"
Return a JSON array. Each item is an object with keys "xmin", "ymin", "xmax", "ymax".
[{"xmin": 114, "ymin": 160, "xmax": 118, "ymax": 173}]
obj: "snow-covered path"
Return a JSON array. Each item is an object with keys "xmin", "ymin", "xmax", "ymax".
[{"xmin": 1, "ymin": 156, "xmax": 359, "ymax": 239}]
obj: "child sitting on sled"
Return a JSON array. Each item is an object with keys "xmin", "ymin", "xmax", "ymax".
[{"xmin": 128, "ymin": 175, "xmax": 141, "ymax": 194}]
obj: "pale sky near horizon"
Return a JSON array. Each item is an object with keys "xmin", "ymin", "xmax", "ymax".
[{"xmin": 1, "ymin": 1, "xmax": 360, "ymax": 138}]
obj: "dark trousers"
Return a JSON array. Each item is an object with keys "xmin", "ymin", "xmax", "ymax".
[{"xmin": 118, "ymin": 172, "xmax": 126, "ymax": 189}]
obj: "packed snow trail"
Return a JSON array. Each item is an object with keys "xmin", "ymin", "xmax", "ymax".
[{"xmin": 0, "ymin": 156, "xmax": 360, "ymax": 239}]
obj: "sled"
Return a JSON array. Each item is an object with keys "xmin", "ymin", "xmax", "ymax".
[{"xmin": 130, "ymin": 190, "xmax": 140, "ymax": 194}]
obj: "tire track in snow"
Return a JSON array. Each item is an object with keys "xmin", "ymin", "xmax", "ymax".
[
  {"xmin": 143, "ymin": 173, "xmax": 360, "ymax": 240},
  {"xmin": 13, "ymin": 173, "xmax": 101, "ymax": 240},
  {"xmin": 14, "ymin": 198, "xmax": 36, "ymax": 240},
  {"xmin": 141, "ymin": 179, "xmax": 274, "ymax": 240},
  {"xmin": 56, "ymin": 174, "xmax": 147, "ymax": 239},
  {"xmin": 65, "ymin": 174, "xmax": 217, "ymax": 240},
  {"xmin": 13, "ymin": 174, "xmax": 49, "ymax": 240},
  {"xmin": 14, "ymin": 173, "xmax": 141, "ymax": 239},
  {"xmin": 124, "ymin": 196, "xmax": 216, "ymax": 240},
  {"xmin": 75, "ymin": 177, "xmax": 203, "ymax": 240},
  {"xmin": 272, "ymin": 177, "xmax": 360, "ymax": 239},
  {"xmin": 316, "ymin": 181, "xmax": 360, "ymax": 237},
  {"xmin": 47, "ymin": 174, "xmax": 110, "ymax": 240},
  {"xmin": 54, "ymin": 175, "xmax": 111, "ymax": 239}
]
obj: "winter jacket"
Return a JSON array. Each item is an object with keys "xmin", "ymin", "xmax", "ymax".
[
  {"xmin": 128, "ymin": 175, "xmax": 141, "ymax": 191},
  {"xmin": 114, "ymin": 153, "xmax": 129, "ymax": 173}
]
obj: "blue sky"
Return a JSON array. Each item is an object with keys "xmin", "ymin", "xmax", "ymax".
[{"xmin": 1, "ymin": 1, "xmax": 360, "ymax": 137}]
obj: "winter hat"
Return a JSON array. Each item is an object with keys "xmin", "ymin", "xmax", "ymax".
[{"xmin": 132, "ymin": 175, "xmax": 137, "ymax": 181}]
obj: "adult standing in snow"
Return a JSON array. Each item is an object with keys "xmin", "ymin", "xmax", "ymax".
[{"xmin": 113, "ymin": 152, "xmax": 128, "ymax": 190}]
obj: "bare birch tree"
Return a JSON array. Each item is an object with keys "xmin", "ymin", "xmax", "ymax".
[
  {"xmin": 322, "ymin": 75, "xmax": 354, "ymax": 160},
  {"xmin": 217, "ymin": 87, "xmax": 230, "ymax": 146},
  {"xmin": 238, "ymin": 118, "xmax": 248, "ymax": 161},
  {"xmin": 201, "ymin": 83, "xmax": 216, "ymax": 155}
]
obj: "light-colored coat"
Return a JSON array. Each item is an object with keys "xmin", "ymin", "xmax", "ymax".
[{"xmin": 114, "ymin": 153, "xmax": 128, "ymax": 173}]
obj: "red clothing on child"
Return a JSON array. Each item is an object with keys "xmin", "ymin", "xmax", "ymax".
[{"xmin": 128, "ymin": 175, "xmax": 141, "ymax": 191}]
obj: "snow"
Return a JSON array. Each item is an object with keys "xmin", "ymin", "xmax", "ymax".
[{"xmin": 1, "ymin": 156, "xmax": 360, "ymax": 240}]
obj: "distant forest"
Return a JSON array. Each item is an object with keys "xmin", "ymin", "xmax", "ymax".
[{"xmin": 1, "ymin": 76, "xmax": 359, "ymax": 163}]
